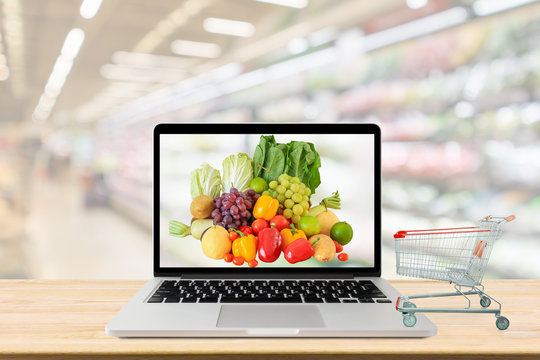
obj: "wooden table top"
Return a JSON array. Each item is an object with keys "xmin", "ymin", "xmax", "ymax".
[{"xmin": 0, "ymin": 279, "xmax": 539, "ymax": 360}]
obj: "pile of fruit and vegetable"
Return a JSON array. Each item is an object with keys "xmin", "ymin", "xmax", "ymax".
[{"xmin": 169, "ymin": 135, "xmax": 353, "ymax": 267}]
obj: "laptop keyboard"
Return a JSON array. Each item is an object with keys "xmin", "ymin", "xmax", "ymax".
[{"xmin": 147, "ymin": 279, "xmax": 389, "ymax": 304}]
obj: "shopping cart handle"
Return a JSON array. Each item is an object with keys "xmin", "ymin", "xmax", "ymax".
[
  {"xmin": 505, "ymin": 215, "xmax": 516, "ymax": 222},
  {"xmin": 396, "ymin": 296, "xmax": 400, "ymax": 311}
]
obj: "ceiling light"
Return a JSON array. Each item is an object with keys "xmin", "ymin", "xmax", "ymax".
[
  {"xmin": 203, "ymin": 18, "xmax": 255, "ymax": 37},
  {"xmin": 80, "ymin": 0, "xmax": 103, "ymax": 19},
  {"xmin": 170, "ymin": 40, "xmax": 221, "ymax": 58},
  {"xmin": 2, "ymin": 0, "xmax": 25, "ymax": 97},
  {"xmin": 100, "ymin": 64, "xmax": 186, "ymax": 83},
  {"xmin": 287, "ymin": 37, "xmax": 308, "ymax": 54},
  {"xmin": 363, "ymin": 7, "xmax": 469, "ymax": 51},
  {"xmin": 0, "ymin": 65, "xmax": 9, "ymax": 81},
  {"xmin": 132, "ymin": 0, "xmax": 211, "ymax": 54},
  {"xmin": 307, "ymin": 27, "xmax": 338, "ymax": 47},
  {"xmin": 112, "ymin": 51, "xmax": 193, "ymax": 68},
  {"xmin": 255, "ymin": 0, "xmax": 308, "ymax": 8},
  {"xmin": 472, "ymin": 0, "xmax": 539, "ymax": 16},
  {"xmin": 61, "ymin": 28, "xmax": 85, "ymax": 59},
  {"xmin": 406, "ymin": 0, "xmax": 428, "ymax": 9}
]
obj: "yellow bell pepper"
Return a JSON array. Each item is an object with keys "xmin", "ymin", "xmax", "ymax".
[
  {"xmin": 232, "ymin": 233, "xmax": 257, "ymax": 261},
  {"xmin": 280, "ymin": 224, "xmax": 307, "ymax": 250},
  {"xmin": 252, "ymin": 195, "xmax": 279, "ymax": 221}
]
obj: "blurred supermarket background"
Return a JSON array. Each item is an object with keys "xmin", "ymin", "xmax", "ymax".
[{"xmin": 1, "ymin": 0, "xmax": 540, "ymax": 279}]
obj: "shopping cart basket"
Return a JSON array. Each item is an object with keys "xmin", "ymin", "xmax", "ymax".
[{"xmin": 394, "ymin": 215, "xmax": 515, "ymax": 330}]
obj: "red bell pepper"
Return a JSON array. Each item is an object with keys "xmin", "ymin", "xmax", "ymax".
[
  {"xmin": 238, "ymin": 226, "xmax": 253, "ymax": 236},
  {"xmin": 257, "ymin": 227, "xmax": 282, "ymax": 262},
  {"xmin": 284, "ymin": 238, "xmax": 314, "ymax": 264},
  {"xmin": 270, "ymin": 215, "xmax": 290, "ymax": 232}
]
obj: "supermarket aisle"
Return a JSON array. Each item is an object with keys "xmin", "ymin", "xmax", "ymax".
[{"xmin": 24, "ymin": 173, "xmax": 152, "ymax": 279}]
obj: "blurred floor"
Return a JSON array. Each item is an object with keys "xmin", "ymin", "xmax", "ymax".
[{"xmin": 22, "ymin": 173, "xmax": 151, "ymax": 279}]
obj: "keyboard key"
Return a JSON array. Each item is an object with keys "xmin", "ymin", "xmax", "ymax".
[
  {"xmin": 164, "ymin": 297, "xmax": 181, "ymax": 303},
  {"xmin": 324, "ymin": 297, "xmax": 341, "ymax": 303},
  {"xmin": 199, "ymin": 297, "xmax": 218, "ymax": 303},
  {"xmin": 342, "ymin": 299, "xmax": 358, "ymax": 303},
  {"xmin": 304, "ymin": 297, "xmax": 324, "ymax": 303},
  {"xmin": 181, "ymin": 297, "xmax": 197, "ymax": 303},
  {"xmin": 376, "ymin": 299, "xmax": 392, "ymax": 303},
  {"xmin": 359, "ymin": 298, "xmax": 375, "ymax": 303},
  {"xmin": 148, "ymin": 296, "xmax": 163, "ymax": 303}
]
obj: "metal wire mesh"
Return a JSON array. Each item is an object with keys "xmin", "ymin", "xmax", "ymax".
[{"xmin": 395, "ymin": 218, "xmax": 505, "ymax": 286}]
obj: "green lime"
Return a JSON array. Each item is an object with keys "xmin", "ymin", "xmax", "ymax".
[
  {"xmin": 330, "ymin": 222, "xmax": 353, "ymax": 245},
  {"xmin": 298, "ymin": 216, "xmax": 322, "ymax": 237},
  {"xmin": 250, "ymin": 177, "xmax": 268, "ymax": 194}
]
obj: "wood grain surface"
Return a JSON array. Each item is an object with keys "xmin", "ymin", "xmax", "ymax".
[{"xmin": 0, "ymin": 279, "xmax": 539, "ymax": 360}]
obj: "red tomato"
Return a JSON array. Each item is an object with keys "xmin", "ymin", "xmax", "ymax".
[
  {"xmin": 333, "ymin": 240, "xmax": 343, "ymax": 253},
  {"xmin": 239, "ymin": 226, "xmax": 253, "ymax": 236},
  {"xmin": 251, "ymin": 218, "xmax": 269, "ymax": 235},
  {"xmin": 248, "ymin": 259, "xmax": 258, "ymax": 268},
  {"xmin": 228, "ymin": 231, "xmax": 239, "ymax": 241},
  {"xmin": 224, "ymin": 253, "xmax": 234, "ymax": 262},
  {"xmin": 232, "ymin": 256, "xmax": 245, "ymax": 266},
  {"xmin": 338, "ymin": 253, "xmax": 349, "ymax": 261},
  {"xmin": 269, "ymin": 215, "xmax": 290, "ymax": 231}
]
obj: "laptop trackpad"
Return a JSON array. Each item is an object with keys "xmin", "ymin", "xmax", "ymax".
[{"xmin": 217, "ymin": 305, "xmax": 326, "ymax": 328}]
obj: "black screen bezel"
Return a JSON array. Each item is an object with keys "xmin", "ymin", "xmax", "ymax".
[{"xmin": 153, "ymin": 123, "xmax": 381, "ymax": 278}]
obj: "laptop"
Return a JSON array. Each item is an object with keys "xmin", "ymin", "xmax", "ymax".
[{"xmin": 106, "ymin": 123, "xmax": 436, "ymax": 337}]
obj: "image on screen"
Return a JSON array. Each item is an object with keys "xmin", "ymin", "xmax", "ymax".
[{"xmin": 159, "ymin": 133, "xmax": 374, "ymax": 268}]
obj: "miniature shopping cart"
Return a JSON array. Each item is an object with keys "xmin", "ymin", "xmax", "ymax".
[{"xmin": 394, "ymin": 215, "xmax": 515, "ymax": 330}]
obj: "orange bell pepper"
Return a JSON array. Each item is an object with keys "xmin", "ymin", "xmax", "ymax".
[
  {"xmin": 232, "ymin": 232, "xmax": 257, "ymax": 261},
  {"xmin": 280, "ymin": 224, "xmax": 307, "ymax": 250},
  {"xmin": 252, "ymin": 195, "xmax": 279, "ymax": 221}
]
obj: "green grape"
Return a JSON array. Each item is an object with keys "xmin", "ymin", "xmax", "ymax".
[
  {"xmin": 291, "ymin": 177, "xmax": 300, "ymax": 184},
  {"xmin": 276, "ymin": 185, "xmax": 286, "ymax": 194},
  {"xmin": 302, "ymin": 209, "xmax": 309, "ymax": 216},
  {"xmin": 277, "ymin": 194, "xmax": 286, "ymax": 203},
  {"xmin": 281, "ymin": 179, "xmax": 290, "ymax": 188},
  {"xmin": 290, "ymin": 183, "xmax": 300, "ymax": 192},
  {"xmin": 297, "ymin": 188, "xmax": 305, "ymax": 195},
  {"xmin": 304, "ymin": 188, "xmax": 311, "ymax": 196},
  {"xmin": 302, "ymin": 195, "xmax": 309, "ymax": 202},
  {"xmin": 269, "ymin": 180, "xmax": 278, "ymax": 190},
  {"xmin": 269, "ymin": 190, "xmax": 277, "ymax": 198},
  {"xmin": 285, "ymin": 189, "xmax": 293, "ymax": 198},
  {"xmin": 293, "ymin": 204, "xmax": 303, "ymax": 215},
  {"xmin": 284, "ymin": 199, "xmax": 295, "ymax": 209},
  {"xmin": 300, "ymin": 201, "xmax": 309, "ymax": 210},
  {"xmin": 262, "ymin": 190, "xmax": 271, "ymax": 196},
  {"xmin": 292, "ymin": 214, "xmax": 301, "ymax": 224},
  {"xmin": 278, "ymin": 174, "xmax": 289, "ymax": 183},
  {"xmin": 291, "ymin": 193, "xmax": 302, "ymax": 203},
  {"xmin": 283, "ymin": 208, "xmax": 293, "ymax": 219}
]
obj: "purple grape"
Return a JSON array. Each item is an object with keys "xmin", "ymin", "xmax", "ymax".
[
  {"xmin": 211, "ymin": 209, "xmax": 220, "ymax": 218},
  {"xmin": 224, "ymin": 215, "xmax": 232, "ymax": 224},
  {"xmin": 246, "ymin": 189, "xmax": 255, "ymax": 196},
  {"xmin": 216, "ymin": 215, "xmax": 223, "ymax": 223},
  {"xmin": 215, "ymin": 198, "xmax": 222, "ymax": 208},
  {"xmin": 229, "ymin": 194, "xmax": 237, "ymax": 202},
  {"xmin": 222, "ymin": 210, "xmax": 230, "ymax": 217},
  {"xmin": 222, "ymin": 201, "xmax": 232, "ymax": 209},
  {"xmin": 232, "ymin": 213, "xmax": 239, "ymax": 220},
  {"xmin": 234, "ymin": 220, "xmax": 241, "ymax": 227},
  {"xmin": 238, "ymin": 203, "xmax": 246, "ymax": 212},
  {"xmin": 241, "ymin": 211, "xmax": 250, "ymax": 218},
  {"xmin": 235, "ymin": 198, "xmax": 243, "ymax": 206},
  {"xmin": 244, "ymin": 200, "xmax": 252, "ymax": 210},
  {"xmin": 230, "ymin": 205, "xmax": 239, "ymax": 215},
  {"xmin": 230, "ymin": 188, "xmax": 238, "ymax": 194}
]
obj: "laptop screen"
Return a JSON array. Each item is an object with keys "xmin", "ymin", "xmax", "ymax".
[{"xmin": 158, "ymin": 127, "xmax": 377, "ymax": 271}]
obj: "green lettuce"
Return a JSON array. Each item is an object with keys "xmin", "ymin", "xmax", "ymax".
[
  {"xmin": 252, "ymin": 136, "xmax": 321, "ymax": 194},
  {"xmin": 222, "ymin": 153, "xmax": 253, "ymax": 192},
  {"xmin": 190, "ymin": 163, "xmax": 222, "ymax": 199}
]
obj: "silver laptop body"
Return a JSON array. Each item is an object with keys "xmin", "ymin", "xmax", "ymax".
[{"xmin": 106, "ymin": 123, "xmax": 437, "ymax": 337}]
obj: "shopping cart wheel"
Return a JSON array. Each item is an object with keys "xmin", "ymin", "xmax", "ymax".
[
  {"xmin": 403, "ymin": 314, "xmax": 417, "ymax": 327},
  {"xmin": 496, "ymin": 316, "xmax": 509, "ymax": 330},
  {"xmin": 480, "ymin": 296, "xmax": 491, "ymax": 308}
]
